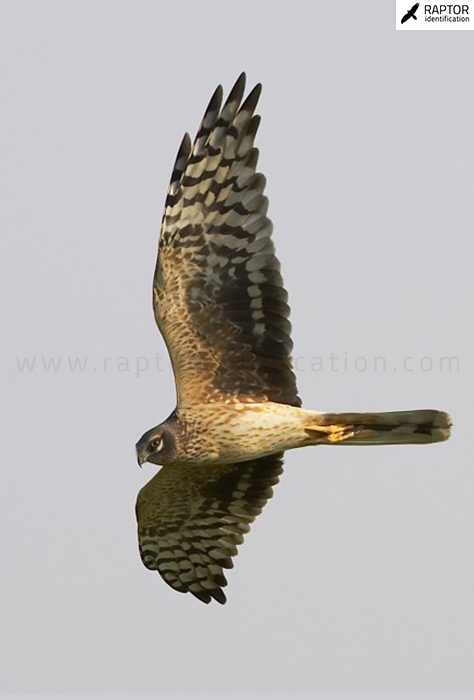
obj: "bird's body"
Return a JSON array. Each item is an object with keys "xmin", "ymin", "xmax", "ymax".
[
  {"xmin": 138, "ymin": 403, "xmax": 450, "ymax": 469},
  {"xmin": 140, "ymin": 403, "xmax": 310, "ymax": 468},
  {"xmin": 135, "ymin": 74, "xmax": 451, "ymax": 604}
]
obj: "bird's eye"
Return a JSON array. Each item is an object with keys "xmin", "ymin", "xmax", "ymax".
[{"xmin": 149, "ymin": 437, "xmax": 164, "ymax": 452}]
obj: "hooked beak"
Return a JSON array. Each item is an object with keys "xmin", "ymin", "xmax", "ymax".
[{"xmin": 136, "ymin": 449, "xmax": 147, "ymax": 468}]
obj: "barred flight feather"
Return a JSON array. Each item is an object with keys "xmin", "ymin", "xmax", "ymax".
[
  {"xmin": 153, "ymin": 72, "xmax": 301, "ymax": 408},
  {"xmin": 136, "ymin": 454, "xmax": 284, "ymax": 604}
]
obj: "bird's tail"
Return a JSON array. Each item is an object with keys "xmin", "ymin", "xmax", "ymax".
[{"xmin": 304, "ymin": 409, "xmax": 451, "ymax": 446}]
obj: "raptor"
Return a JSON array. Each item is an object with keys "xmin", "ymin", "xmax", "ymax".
[{"xmin": 136, "ymin": 74, "xmax": 451, "ymax": 604}]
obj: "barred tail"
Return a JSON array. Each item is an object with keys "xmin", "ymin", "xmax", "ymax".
[{"xmin": 305, "ymin": 409, "xmax": 451, "ymax": 446}]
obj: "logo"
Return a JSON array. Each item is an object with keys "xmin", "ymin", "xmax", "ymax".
[
  {"xmin": 401, "ymin": 2, "xmax": 420, "ymax": 22},
  {"xmin": 396, "ymin": 1, "xmax": 474, "ymax": 29}
]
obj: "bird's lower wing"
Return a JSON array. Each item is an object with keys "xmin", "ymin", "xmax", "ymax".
[{"xmin": 136, "ymin": 453, "xmax": 284, "ymax": 604}]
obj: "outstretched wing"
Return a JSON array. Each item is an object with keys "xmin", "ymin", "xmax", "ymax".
[
  {"xmin": 136, "ymin": 453, "xmax": 284, "ymax": 604},
  {"xmin": 153, "ymin": 73, "xmax": 301, "ymax": 408}
]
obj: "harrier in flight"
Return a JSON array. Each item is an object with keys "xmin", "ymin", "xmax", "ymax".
[{"xmin": 136, "ymin": 74, "xmax": 450, "ymax": 604}]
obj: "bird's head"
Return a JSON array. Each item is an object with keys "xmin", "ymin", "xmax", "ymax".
[{"xmin": 136, "ymin": 423, "xmax": 176, "ymax": 467}]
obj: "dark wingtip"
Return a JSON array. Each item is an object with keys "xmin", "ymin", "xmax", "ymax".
[
  {"xmin": 190, "ymin": 587, "xmax": 227, "ymax": 605},
  {"xmin": 168, "ymin": 132, "xmax": 192, "ymax": 190},
  {"xmin": 240, "ymin": 82, "xmax": 262, "ymax": 115},
  {"xmin": 223, "ymin": 72, "xmax": 247, "ymax": 111},
  {"xmin": 181, "ymin": 132, "xmax": 192, "ymax": 152},
  {"xmin": 211, "ymin": 588, "xmax": 227, "ymax": 605},
  {"xmin": 233, "ymin": 72, "xmax": 247, "ymax": 95},
  {"xmin": 209, "ymin": 84, "xmax": 223, "ymax": 112},
  {"xmin": 191, "ymin": 589, "xmax": 212, "ymax": 604}
]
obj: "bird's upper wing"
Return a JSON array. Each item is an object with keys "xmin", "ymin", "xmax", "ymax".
[
  {"xmin": 153, "ymin": 73, "xmax": 301, "ymax": 408},
  {"xmin": 136, "ymin": 453, "xmax": 284, "ymax": 604}
]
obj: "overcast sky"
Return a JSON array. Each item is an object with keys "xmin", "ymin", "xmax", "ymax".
[{"xmin": 1, "ymin": 0, "xmax": 473, "ymax": 692}]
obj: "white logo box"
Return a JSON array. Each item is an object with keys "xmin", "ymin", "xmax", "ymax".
[{"xmin": 396, "ymin": 1, "xmax": 474, "ymax": 29}]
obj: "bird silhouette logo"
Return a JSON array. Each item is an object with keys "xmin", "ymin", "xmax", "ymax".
[{"xmin": 401, "ymin": 2, "xmax": 420, "ymax": 23}]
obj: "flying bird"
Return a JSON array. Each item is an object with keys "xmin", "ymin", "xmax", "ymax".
[
  {"xmin": 135, "ymin": 74, "xmax": 451, "ymax": 605},
  {"xmin": 401, "ymin": 2, "xmax": 420, "ymax": 23}
]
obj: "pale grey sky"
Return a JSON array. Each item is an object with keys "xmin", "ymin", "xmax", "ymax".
[{"xmin": 1, "ymin": 0, "xmax": 473, "ymax": 692}]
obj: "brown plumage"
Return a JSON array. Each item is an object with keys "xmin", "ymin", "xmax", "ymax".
[
  {"xmin": 136, "ymin": 74, "xmax": 451, "ymax": 605},
  {"xmin": 152, "ymin": 74, "xmax": 299, "ymax": 408}
]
